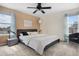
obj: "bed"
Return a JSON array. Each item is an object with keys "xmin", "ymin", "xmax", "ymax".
[{"xmin": 18, "ymin": 29, "xmax": 60, "ymax": 55}]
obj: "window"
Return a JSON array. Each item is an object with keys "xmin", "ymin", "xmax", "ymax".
[
  {"xmin": 0, "ymin": 14, "xmax": 12, "ymax": 23},
  {"xmin": 67, "ymin": 16, "xmax": 78, "ymax": 34},
  {"xmin": 64, "ymin": 15, "xmax": 79, "ymax": 42},
  {"xmin": 0, "ymin": 13, "xmax": 16, "ymax": 38},
  {"xmin": 0, "ymin": 13, "xmax": 12, "ymax": 28}
]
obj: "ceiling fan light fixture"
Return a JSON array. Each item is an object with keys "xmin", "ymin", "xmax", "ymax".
[{"xmin": 27, "ymin": 3, "xmax": 51, "ymax": 14}]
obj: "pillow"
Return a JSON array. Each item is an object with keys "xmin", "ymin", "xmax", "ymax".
[
  {"xmin": 27, "ymin": 32, "xmax": 38, "ymax": 35},
  {"xmin": 21, "ymin": 32, "xmax": 28, "ymax": 36},
  {"xmin": 19, "ymin": 33, "xmax": 23, "ymax": 36},
  {"xmin": 27, "ymin": 32, "xmax": 31, "ymax": 35}
]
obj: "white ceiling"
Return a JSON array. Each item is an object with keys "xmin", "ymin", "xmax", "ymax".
[{"xmin": 0, "ymin": 3, "xmax": 79, "ymax": 17}]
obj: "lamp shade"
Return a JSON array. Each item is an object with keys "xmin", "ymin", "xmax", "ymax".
[{"xmin": 39, "ymin": 20, "xmax": 42, "ymax": 24}]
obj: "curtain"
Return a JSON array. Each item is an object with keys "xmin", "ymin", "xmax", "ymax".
[
  {"xmin": 64, "ymin": 15, "xmax": 69, "ymax": 42},
  {"xmin": 10, "ymin": 14, "xmax": 17, "ymax": 38},
  {"xmin": 77, "ymin": 15, "xmax": 79, "ymax": 32}
]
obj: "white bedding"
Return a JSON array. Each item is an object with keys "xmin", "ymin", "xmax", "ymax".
[{"xmin": 19, "ymin": 34, "xmax": 59, "ymax": 55}]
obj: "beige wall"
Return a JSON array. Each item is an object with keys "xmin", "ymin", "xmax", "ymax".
[
  {"xmin": 40, "ymin": 13, "xmax": 65, "ymax": 40},
  {"xmin": 40, "ymin": 8, "xmax": 79, "ymax": 40},
  {"xmin": 0, "ymin": 6, "xmax": 40, "ymax": 30}
]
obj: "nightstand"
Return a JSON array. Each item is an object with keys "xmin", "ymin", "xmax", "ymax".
[{"xmin": 8, "ymin": 38, "xmax": 18, "ymax": 46}]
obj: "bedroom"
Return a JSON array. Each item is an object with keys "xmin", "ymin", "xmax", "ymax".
[{"xmin": 0, "ymin": 3, "xmax": 79, "ymax": 56}]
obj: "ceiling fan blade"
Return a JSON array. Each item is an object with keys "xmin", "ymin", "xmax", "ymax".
[
  {"xmin": 41, "ymin": 7, "xmax": 51, "ymax": 9},
  {"xmin": 33, "ymin": 10, "xmax": 38, "ymax": 13},
  {"xmin": 41, "ymin": 10, "xmax": 45, "ymax": 14},
  {"xmin": 27, "ymin": 7, "xmax": 36, "ymax": 9}
]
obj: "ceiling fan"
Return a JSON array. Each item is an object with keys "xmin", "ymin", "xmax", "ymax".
[{"xmin": 27, "ymin": 3, "xmax": 51, "ymax": 14}]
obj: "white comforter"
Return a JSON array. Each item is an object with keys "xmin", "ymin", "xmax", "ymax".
[{"xmin": 19, "ymin": 34, "xmax": 59, "ymax": 55}]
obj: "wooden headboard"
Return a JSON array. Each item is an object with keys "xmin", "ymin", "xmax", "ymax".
[{"xmin": 17, "ymin": 29, "xmax": 37, "ymax": 39}]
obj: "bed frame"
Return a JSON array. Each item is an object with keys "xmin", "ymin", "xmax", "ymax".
[
  {"xmin": 17, "ymin": 29, "xmax": 60, "ymax": 55},
  {"xmin": 44, "ymin": 39, "xmax": 60, "ymax": 51}
]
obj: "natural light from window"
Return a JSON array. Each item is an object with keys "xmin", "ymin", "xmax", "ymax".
[{"xmin": 0, "ymin": 13, "xmax": 12, "ymax": 28}]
